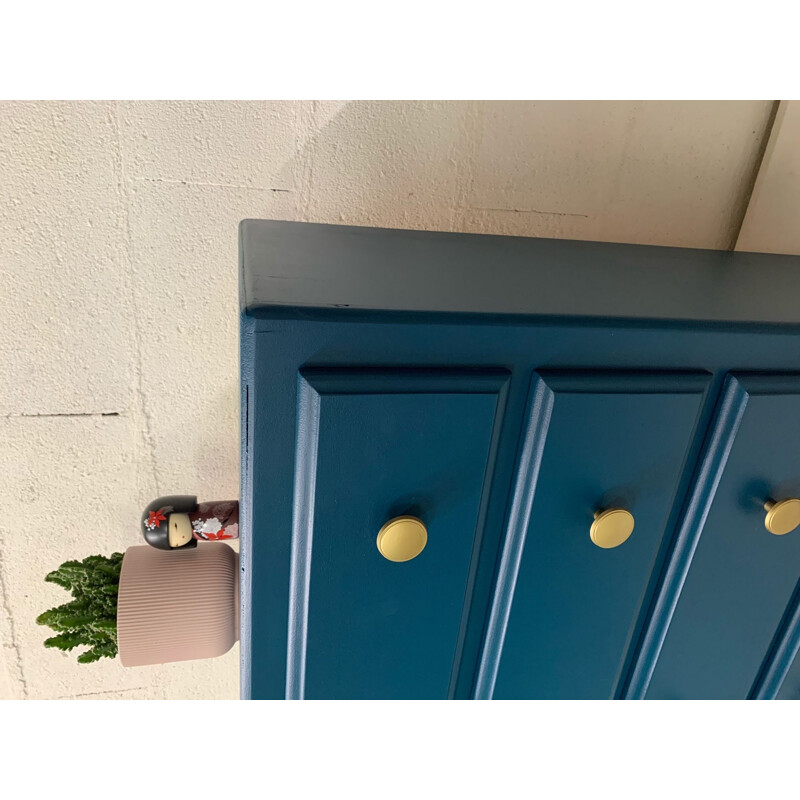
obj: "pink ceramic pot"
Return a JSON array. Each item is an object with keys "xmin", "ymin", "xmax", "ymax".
[{"xmin": 117, "ymin": 543, "xmax": 239, "ymax": 667}]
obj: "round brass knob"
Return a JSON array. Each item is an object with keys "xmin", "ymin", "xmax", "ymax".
[
  {"xmin": 590, "ymin": 508, "xmax": 634, "ymax": 549},
  {"xmin": 764, "ymin": 498, "xmax": 800, "ymax": 535},
  {"xmin": 377, "ymin": 516, "xmax": 428, "ymax": 562}
]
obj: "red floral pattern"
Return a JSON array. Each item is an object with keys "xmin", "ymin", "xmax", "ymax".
[
  {"xmin": 147, "ymin": 509, "xmax": 167, "ymax": 528},
  {"xmin": 203, "ymin": 529, "xmax": 233, "ymax": 540}
]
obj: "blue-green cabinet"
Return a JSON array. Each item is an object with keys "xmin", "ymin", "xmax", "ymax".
[
  {"xmin": 294, "ymin": 369, "xmax": 507, "ymax": 699},
  {"xmin": 239, "ymin": 220, "xmax": 800, "ymax": 699},
  {"xmin": 488, "ymin": 372, "xmax": 709, "ymax": 700},
  {"xmin": 648, "ymin": 376, "xmax": 800, "ymax": 699}
]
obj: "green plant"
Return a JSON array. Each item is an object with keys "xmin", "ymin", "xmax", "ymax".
[{"xmin": 36, "ymin": 552, "xmax": 124, "ymax": 664}]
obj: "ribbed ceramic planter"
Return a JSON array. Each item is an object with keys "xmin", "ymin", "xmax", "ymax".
[{"xmin": 117, "ymin": 543, "xmax": 239, "ymax": 667}]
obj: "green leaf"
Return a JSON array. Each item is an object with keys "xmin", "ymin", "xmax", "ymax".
[
  {"xmin": 89, "ymin": 618, "xmax": 118, "ymax": 637},
  {"xmin": 76, "ymin": 649, "xmax": 102, "ymax": 664},
  {"xmin": 76, "ymin": 640, "xmax": 118, "ymax": 663},
  {"xmin": 39, "ymin": 552, "xmax": 124, "ymax": 663},
  {"xmin": 44, "ymin": 632, "xmax": 89, "ymax": 651},
  {"xmin": 43, "ymin": 573, "xmax": 73, "ymax": 591},
  {"xmin": 44, "ymin": 561, "xmax": 85, "ymax": 590}
]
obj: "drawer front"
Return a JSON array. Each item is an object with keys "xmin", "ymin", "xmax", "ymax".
[
  {"xmin": 777, "ymin": 631, "xmax": 800, "ymax": 699},
  {"xmin": 293, "ymin": 368, "xmax": 508, "ymax": 699},
  {"xmin": 488, "ymin": 371, "xmax": 709, "ymax": 699},
  {"xmin": 648, "ymin": 375, "xmax": 800, "ymax": 699}
]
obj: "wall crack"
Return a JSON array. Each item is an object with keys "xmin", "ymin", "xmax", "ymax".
[
  {"xmin": 4, "ymin": 411, "xmax": 121, "ymax": 419},
  {"xmin": 0, "ymin": 529, "xmax": 28, "ymax": 699},
  {"xmin": 467, "ymin": 206, "xmax": 589, "ymax": 218},
  {"xmin": 131, "ymin": 176, "xmax": 292, "ymax": 192},
  {"xmin": 55, "ymin": 686, "xmax": 149, "ymax": 699}
]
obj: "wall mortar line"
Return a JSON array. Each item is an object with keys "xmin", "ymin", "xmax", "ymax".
[
  {"xmin": 297, "ymin": 101, "xmax": 318, "ymax": 222},
  {"xmin": 4, "ymin": 411, "xmax": 122, "ymax": 419},
  {"xmin": 450, "ymin": 101, "xmax": 482, "ymax": 232},
  {"xmin": 111, "ymin": 103, "xmax": 161, "ymax": 497},
  {"xmin": 131, "ymin": 176, "xmax": 292, "ymax": 192},
  {"xmin": 56, "ymin": 686, "xmax": 149, "ymax": 699}
]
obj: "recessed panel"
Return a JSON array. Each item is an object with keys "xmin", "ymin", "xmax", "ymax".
[
  {"xmin": 295, "ymin": 369, "xmax": 507, "ymax": 699},
  {"xmin": 492, "ymin": 372, "xmax": 708, "ymax": 699},
  {"xmin": 648, "ymin": 375, "xmax": 800, "ymax": 699}
]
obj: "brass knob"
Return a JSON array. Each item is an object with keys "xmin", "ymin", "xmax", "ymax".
[
  {"xmin": 590, "ymin": 508, "xmax": 634, "ymax": 549},
  {"xmin": 377, "ymin": 516, "xmax": 428, "ymax": 562},
  {"xmin": 764, "ymin": 498, "xmax": 800, "ymax": 535}
]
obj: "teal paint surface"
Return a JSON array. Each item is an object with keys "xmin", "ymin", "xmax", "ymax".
[
  {"xmin": 241, "ymin": 314, "xmax": 800, "ymax": 699},
  {"xmin": 297, "ymin": 372, "xmax": 505, "ymax": 699},
  {"xmin": 648, "ymin": 376, "xmax": 800, "ymax": 699},
  {"xmin": 492, "ymin": 373, "xmax": 708, "ymax": 699}
]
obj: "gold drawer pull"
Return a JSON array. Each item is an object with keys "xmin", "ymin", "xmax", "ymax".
[
  {"xmin": 590, "ymin": 508, "xmax": 635, "ymax": 549},
  {"xmin": 377, "ymin": 516, "xmax": 428, "ymax": 562},
  {"xmin": 764, "ymin": 498, "xmax": 800, "ymax": 535}
]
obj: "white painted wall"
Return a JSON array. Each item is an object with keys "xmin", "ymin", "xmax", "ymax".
[
  {"xmin": 0, "ymin": 100, "xmax": 782, "ymax": 699},
  {"xmin": 736, "ymin": 101, "xmax": 800, "ymax": 254}
]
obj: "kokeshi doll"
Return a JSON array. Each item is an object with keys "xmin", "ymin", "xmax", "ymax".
[{"xmin": 142, "ymin": 495, "xmax": 239, "ymax": 550}]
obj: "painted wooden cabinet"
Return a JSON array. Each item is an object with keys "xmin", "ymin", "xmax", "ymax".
[{"xmin": 239, "ymin": 220, "xmax": 800, "ymax": 699}]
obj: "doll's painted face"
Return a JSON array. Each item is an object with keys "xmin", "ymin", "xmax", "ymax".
[{"xmin": 168, "ymin": 513, "xmax": 193, "ymax": 548}]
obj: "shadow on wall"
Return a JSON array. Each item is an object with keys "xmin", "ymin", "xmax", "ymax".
[
  {"xmin": 187, "ymin": 381, "xmax": 241, "ymax": 504},
  {"xmin": 284, "ymin": 101, "xmax": 604, "ymax": 237},
  {"xmin": 284, "ymin": 99, "xmax": 773, "ymax": 249},
  {"xmin": 289, "ymin": 100, "xmax": 481, "ymax": 233}
]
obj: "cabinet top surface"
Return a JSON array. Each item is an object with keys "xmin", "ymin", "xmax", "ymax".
[{"xmin": 240, "ymin": 219, "xmax": 800, "ymax": 327}]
